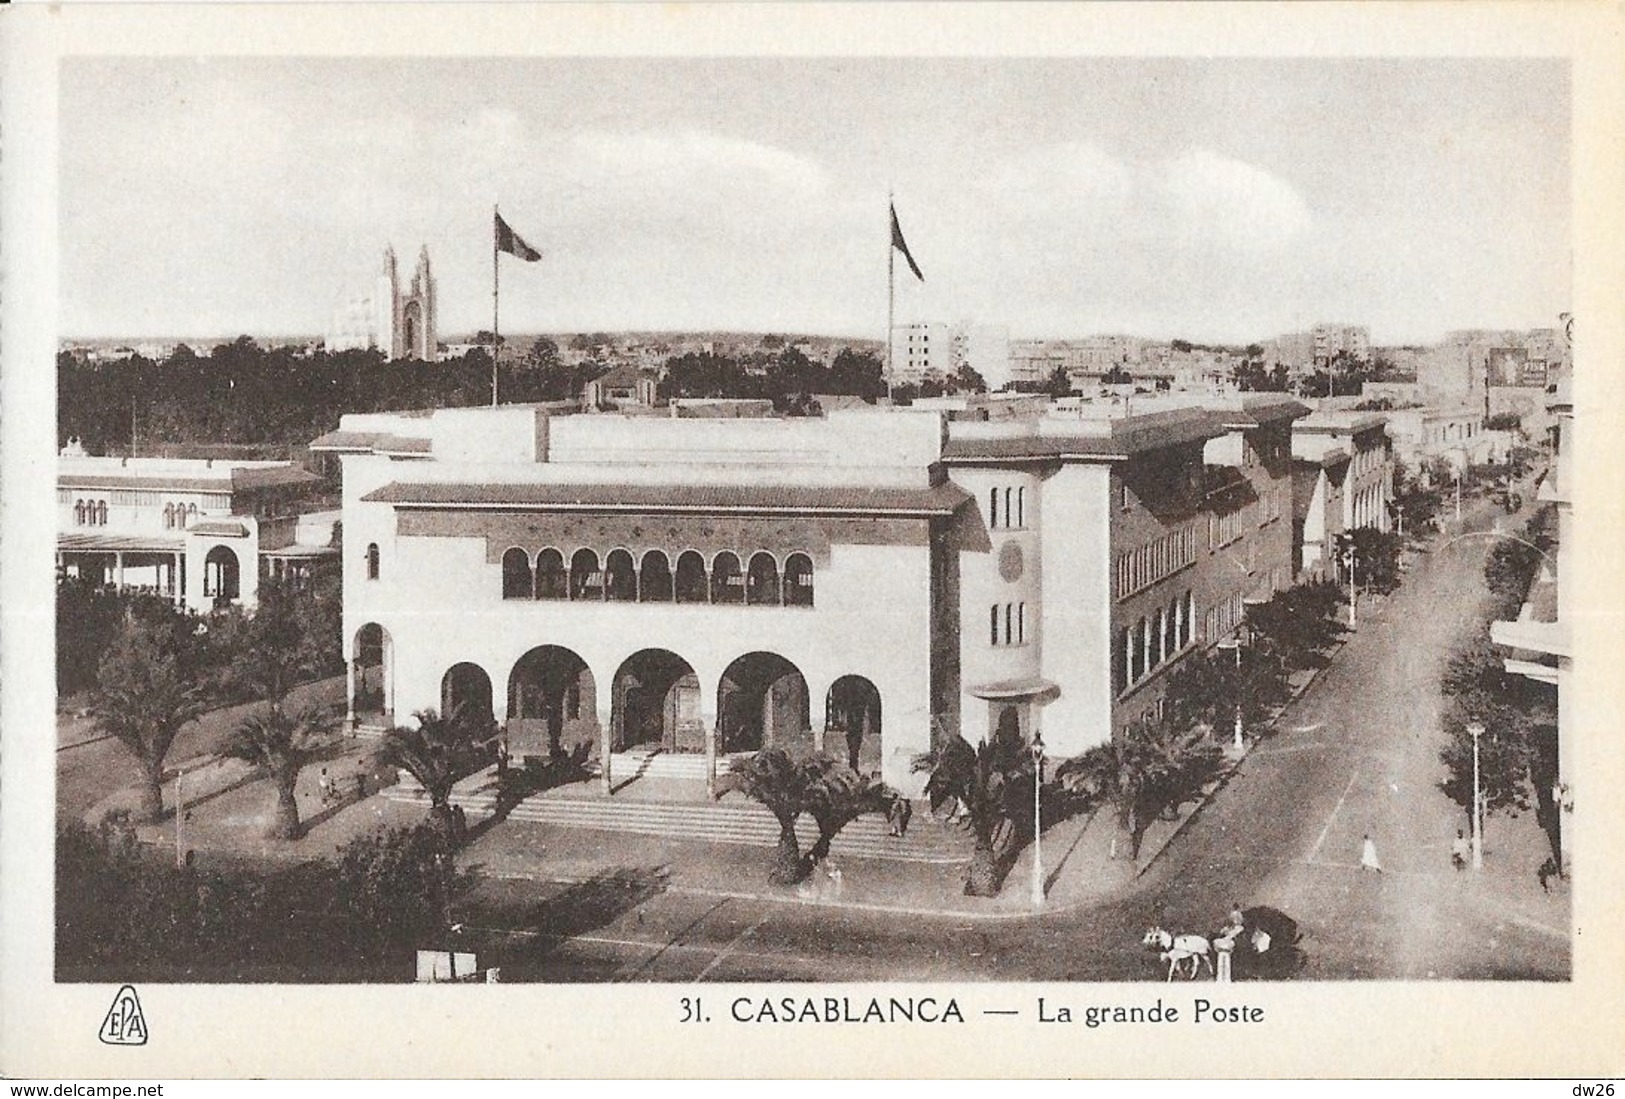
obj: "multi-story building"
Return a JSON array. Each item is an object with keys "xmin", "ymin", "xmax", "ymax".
[
  {"xmin": 315, "ymin": 394, "xmax": 1304, "ymax": 790},
  {"xmin": 1289, "ymin": 412, "xmax": 1394, "ymax": 579},
  {"xmin": 1491, "ymin": 379, "xmax": 1569, "ymax": 868},
  {"xmin": 1311, "ymin": 323, "xmax": 1372, "ymax": 368},
  {"xmin": 888, "ymin": 322, "xmax": 954, "ymax": 384},
  {"xmin": 56, "ymin": 443, "xmax": 335, "ymax": 612}
]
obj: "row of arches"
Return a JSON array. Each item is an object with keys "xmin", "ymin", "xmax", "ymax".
[
  {"xmin": 1114, "ymin": 589, "xmax": 1197, "ymax": 694},
  {"xmin": 72, "ymin": 499, "xmax": 109, "ymax": 526},
  {"xmin": 500, "ymin": 547, "xmax": 815, "ymax": 608},
  {"xmin": 352, "ymin": 627, "xmax": 879, "ymax": 771}
]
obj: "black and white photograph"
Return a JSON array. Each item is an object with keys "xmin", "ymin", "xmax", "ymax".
[{"xmin": 3, "ymin": 1, "xmax": 1623, "ymax": 1081}]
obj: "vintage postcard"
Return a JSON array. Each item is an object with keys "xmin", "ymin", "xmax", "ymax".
[{"xmin": 2, "ymin": 1, "xmax": 1623, "ymax": 1080}]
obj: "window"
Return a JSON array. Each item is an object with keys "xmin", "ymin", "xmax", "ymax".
[
  {"xmin": 536, "ymin": 548, "xmax": 568, "ymax": 599},
  {"xmin": 639, "ymin": 550, "xmax": 674, "ymax": 602},
  {"xmin": 571, "ymin": 549, "xmax": 602, "ymax": 600},
  {"xmin": 604, "ymin": 549, "xmax": 637, "ymax": 602},
  {"xmin": 1003, "ymin": 488, "xmax": 1014, "ymax": 531},
  {"xmin": 501, "ymin": 548, "xmax": 532, "ymax": 599},
  {"xmin": 784, "ymin": 553, "xmax": 814, "ymax": 607},
  {"xmin": 990, "ymin": 605, "xmax": 1000, "ymax": 646},
  {"xmin": 989, "ymin": 488, "xmax": 1000, "ymax": 529},
  {"xmin": 745, "ymin": 552, "xmax": 781, "ymax": 606},
  {"xmin": 675, "ymin": 550, "xmax": 708, "ymax": 603},
  {"xmin": 365, "ymin": 543, "xmax": 380, "ymax": 581},
  {"xmin": 710, "ymin": 551, "xmax": 743, "ymax": 604},
  {"xmin": 95, "ymin": 501, "xmax": 108, "ymax": 526},
  {"xmin": 74, "ymin": 500, "xmax": 86, "ymax": 526},
  {"xmin": 1016, "ymin": 487, "xmax": 1025, "ymax": 529},
  {"xmin": 1017, "ymin": 602, "xmax": 1026, "ymax": 644}
]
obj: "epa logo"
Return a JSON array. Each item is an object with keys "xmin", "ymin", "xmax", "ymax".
[{"xmin": 99, "ymin": 985, "xmax": 148, "ymax": 1046}]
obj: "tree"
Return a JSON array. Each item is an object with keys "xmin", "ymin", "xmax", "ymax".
[
  {"xmin": 1436, "ymin": 635, "xmax": 1556, "ymax": 832},
  {"xmin": 1057, "ymin": 715, "xmax": 1225, "ymax": 860},
  {"xmin": 800, "ymin": 757, "xmax": 898, "ymax": 863},
  {"xmin": 1045, "ymin": 366, "xmax": 1073, "ymax": 398},
  {"xmin": 1335, "ymin": 527, "xmax": 1403, "ymax": 595},
  {"xmin": 333, "ymin": 823, "xmax": 469, "ymax": 959},
  {"xmin": 912, "ymin": 725, "xmax": 1034, "ymax": 896},
  {"xmin": 952, "ymin": 362, "xmax": 988, "ymax": 395},
  {"xmin": 92, "ymin": 613, "xmax": 212, "ymax": 822},
  {"xmin": 223, "ymin": 703, "xmax": 339, "ymax": 839},
  {"xmin": 213, "ymin": 576, "xmax": 324, "ymax": 711},
  {"xmin": 378, "ymin": 709, "xmax": 490, "ymax": 838},
  {"xmin": 713, "ymin": 748, "xmax": 814, "ymax": 884}
]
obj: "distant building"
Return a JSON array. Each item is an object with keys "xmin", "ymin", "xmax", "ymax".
[
  {"xmin": 1311, "ymin": 324, "xmax": 1371, "ymax": 368},
  {"xmin": 325, "ymin": 246, "xmax": 438, "ymax": 362},
  {"xmin": 56, "ymin": 446, "xmax": 336, "ymax": 612},
  {"xmin": 1289, "ymin": 412, "xmax": 1394, "ymax": 579},
  {"xmin": 1263, "ymin": 332, "xmax": 1316, "ymax": 374},
  {"xmin": 583, "ymin": 365, "xmax": 660, "ymax": 411},
  {"xmin": 888, "ymin": 322, "xmax": 954, "ymax": 383}
]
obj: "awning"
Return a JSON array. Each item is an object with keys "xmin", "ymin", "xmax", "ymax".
[
  {"xmin": 966, "ymin": 676, "xmax": 1060, "ymax": 703},
  {"xmin": 189, "ymin": 520, "xmax": 250, "ymax": 538}
]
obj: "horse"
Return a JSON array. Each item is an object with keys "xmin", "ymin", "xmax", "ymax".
[{"xmin": 1142, "ymin": 926, "xmax": 1213, "ymax": 981}]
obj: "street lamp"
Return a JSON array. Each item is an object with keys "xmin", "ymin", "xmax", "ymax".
[
  {"xmin": 1030, "ymin": 730, "xmax": 1045, "ymax": 908},
  {"xmin": 1342, "ymin": 543, "xmax": 1358, "ymax": 630},
  {"xmin": 1467, "ymin": 721, "xmax": 1485, "ymax": 871},
  {"xmin": 1215, "ymin": 631, "xmax": 1247, "ymax": 755}
]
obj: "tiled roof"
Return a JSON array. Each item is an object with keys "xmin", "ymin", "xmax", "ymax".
[
  {"xmin": 942, "ymin": 410, "xmax": 1221, "ymax": 463},
  {"xmin": 1214, "ymin": 397, "xmax": 1313, "ymax": 429},
  {"xmin": 189, "ymin": 520, "xmax": 250, "ymax": 537},
  {"xmin": 1294, "ymin": 413, "xmax": 1388, "ymax": 435},
  {"xmin": 60, "ymin": 473, "xmax": 229, "ymax": 492},
  {"xmin": 231, "ymin": 466, "xmax": 321, "ymax": 490},
  {"xmin": 308, "ymin": 431, "xmax": 431, "ymax": 454},
  {"xmin": 262, "ymin": 544, "xmax": 339, "ymax": 559},
  {"xmin": 58, "ymin": 532, "xmax": 185, "ymax": 553},
  {"xmin": 363, "ymin": 480, "xmax": 971, "ymax": 516},
  {"xmin": 589, "ymin": 363, "xmax": 658, "ymax": 387}
]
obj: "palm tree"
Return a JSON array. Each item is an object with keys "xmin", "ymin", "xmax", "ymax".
[
  {"xmin": 713, "ymin": 748, "xmax": 812, "ymax": 884},
  {"xmin": 1058, "ymin": 715, "xmax": 1225, "ymax": 859},
  {"xmin": 222, "ymin": 702, "xmax": 337, "ymax": 839},
  {"xmin": 378, "ymin": 708, "xmax": 487, "ymax": 838},
  {"xmin": 92, "ymin": 614, "xmax": 211, "ymax": 823},
  {"xmin": 800, "ymin": 755, "xmax": 899, "ymax": 864},
  {"xmin": 912, "ymin": 725, "xmax": 1033, "ymax": 897}
]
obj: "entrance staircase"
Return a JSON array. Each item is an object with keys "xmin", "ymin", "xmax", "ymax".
[{"xmin": 384, "ymin": 753, "xmax": 967, "ymax": 865}]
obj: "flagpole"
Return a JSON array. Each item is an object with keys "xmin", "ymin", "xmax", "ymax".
[
  {"xmin": 492, "ymin": 203, "xmax": 501, "ymax": 407},
  {"xmin": 886, "ymin": 191, "xmax": 895, "ymax": 403}
]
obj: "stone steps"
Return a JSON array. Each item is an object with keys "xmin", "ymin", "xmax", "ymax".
[{"xmin": 385, "ymin": 781, "xmax": 967, "ymax": 865}]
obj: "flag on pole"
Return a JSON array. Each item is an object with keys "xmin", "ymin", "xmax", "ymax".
[
  {"xmin": 890, "ymin": 203, "xmax": 924, "ymax": 281},
  {"xmin": 495, "ymin": 211, "xmax": 542, "ymax": 262}
]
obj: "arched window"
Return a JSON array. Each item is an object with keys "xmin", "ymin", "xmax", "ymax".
[
  {"xmin": 1016, "ymin": 602, "xmax": 1026, "ymax": 644},
  {"xmin": 501, "ymin": 547, "xmax": 532, "ymax": 600},
  {"xmin": 95, "ymin": 501, "xmax": 108, "ymax": 526},
  {"xmin": 1170, "ymin": 597, "xmax": 1183, "ymax": 652},
  {"xmin": 604, "ymin": 549, "xmax": 637, "ymax": 602},
  {"xmin": 1003, "ymin": 488, "xmax": 1014, "ymax": 530},
  {"xmin": 745, "ymin": 552, "xmax": 780, "ymax": 606},
  {"xmin": 989, "ymin": 487, "xmax": 1000, "ymax": 529},
  {"xmin": 570, "ymin": 549, "xmax": 602, "ymax": 600},
  {"xmin": 536, "ymin": 548, "xmax": 567, "ymax": 599},
  {"xmin": 783, "ymin": 553, "xmax": 814, "ymax": 607},
  {"xmin": 1186, "ymin": 591, "xmax": 1197, "ymax": 646},
  {"xmin": 1004, "ymin": 603, "xmax": 1014, "ymax": 645},
  {"xmin": 990, "ymin": 605, "xmax": 1000, "ymax": 646},
  {"xmin": 639, "ymin": 550, "xmax": 673, "ymax": 602},
  {"xmin": 1016, "ymin": 486, "xmax": 1025, "ymax": 528},
  {"xmin": 1156, "ymin": 607, "xmax": 1168, "ymax": 664},
  {"xmin": 1131, "ymin": 617, "xmax": 1147, "ymax": 681},
  {"xmin": 710, "ymin": 551, "xmax": 743, "ymax": 604},
  {"xmin": 365, "ymin": 543, "xmax": 380, "ymax": 581},
  {"xmin": 187, "ymin": 503, "xmax": 198, "ymax": 520},
  {"xmin": 1115, "ymin": 627, "xmax": 1131, "ymax": 694},
  {"xmin": 163, "ymin": 503, "xmax": 175, "ymax": 529},
  {"xmin": 674, "ymin": 550, "xmax": 708, "ymax": 603},
  {"xmin": 74, "ymin": 500, "xmax": 85, "ymax": 526}
]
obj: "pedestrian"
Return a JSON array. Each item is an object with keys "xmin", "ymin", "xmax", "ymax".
[
  {"xmin": 1360, "ymin": 833, "xmax": 1384, "ymax": 874},
  {"xmin": 318, "ymin": 766, "xmax": 333, "ymax": 805},
  {"xmin": 1537, "ymin": 856, "xmax": 1558, "ymax": 893},
  {"xmin": 1451, "ymin": 829, "xmax": 1469, "ymax": 871}
]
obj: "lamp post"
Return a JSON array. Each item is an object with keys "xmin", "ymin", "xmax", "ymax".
[
  {"xmin": 1030, "ymin": 730, "xmax": 1045, "ymax": 908},
  {"xmin": 1215, "ymin": 632, "xmax": 1247, "ymax": 755},
  {"xmin": 1342, "ymin": 543, "xmax": 1358, "ymax": 629},
  {"xmin": 1467, "ymin": 721, "xmax": 1485, "ymax": 871}
]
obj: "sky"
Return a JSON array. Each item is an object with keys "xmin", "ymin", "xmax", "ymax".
[{"xmin": 59, "ymin": 57, "xmax": 1570, "ymax": 345}]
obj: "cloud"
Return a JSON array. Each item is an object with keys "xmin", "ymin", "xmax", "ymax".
[{"xmin": 1157, "ymin": 149, "xmax": 1313, "ymax": 251}]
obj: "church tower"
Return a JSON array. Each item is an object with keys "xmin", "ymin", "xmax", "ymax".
[{"xmin": 374, "ymin": 245, "xmax": 437, "ymax": 362}]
